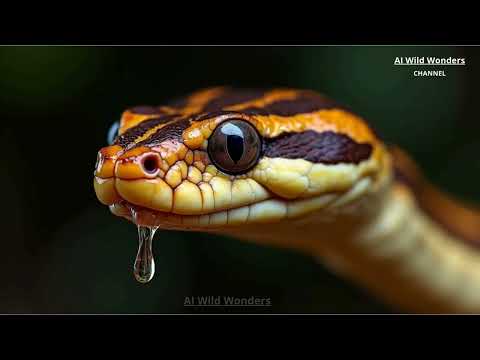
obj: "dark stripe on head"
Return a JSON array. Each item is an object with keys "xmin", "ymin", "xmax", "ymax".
[
  {"xmin": 129, "ymin": 106, "xmax": 162, "ymax": 115},
  {"xmin": 115, "ymin": 115, "xmax": 179, "ymax": 148},
  {"xmin": 264, "ymin": 130, "xmax": 372, "ymax": 164},
  {"xmin": 134, "ymin": 118, "xmax": 191, "ymax": 148},
  {"xmin": 192, "ymin": 110, "xmax": 242, "ymax": 122},
  {"xmin": 202, "ymin": 88, "xmax": 267, "ymax": 112},
  {"xmin": 242, "ymin": 93, "xmax": 339, "ymax": 116}
]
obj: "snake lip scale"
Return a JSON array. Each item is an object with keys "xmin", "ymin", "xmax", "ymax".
[{"xmin": 107, "ymin": 174, "xmax": 374, "ymax": 230}]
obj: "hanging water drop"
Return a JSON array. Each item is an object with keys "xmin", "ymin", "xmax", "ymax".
[{"xmin": 133, "ymin": 225, "xmax": 158, "ymax": 284}]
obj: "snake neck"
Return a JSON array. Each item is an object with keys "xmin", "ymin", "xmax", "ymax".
[
  {"xmin": 211, "ymin": 146, "xmax": 480, "ymax": 313},
  {"xmin": 222, "ymin": 177, "xmax": 480, "ymax": 313},
  {"xmin": 307, "ymin": 182, "xmax": 480, "ymax": 313}
]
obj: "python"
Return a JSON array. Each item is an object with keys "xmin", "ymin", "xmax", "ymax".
[{"xmin": 94, "ymin": 87, "xmax": 480, "ymax": 313}]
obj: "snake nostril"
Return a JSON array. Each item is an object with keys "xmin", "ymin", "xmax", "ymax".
[{"xmin": 141, "ymin": 154, "xmax": 160, "ymax": 175}]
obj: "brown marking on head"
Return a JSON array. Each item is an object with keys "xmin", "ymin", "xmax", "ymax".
[
  {"xmin": 111, "ymin": 88, "xmax": 384, "ymax": 172},
  {"xmin": 202, "ymin": 88, "xmax": 268, "ymax": 112},
  {"xmin": 115, "ymin": 115, "xmax": 180, "ymax": 148},
  {"xmin": 134, "ymin": 118, "xmax": 192, "ymax": 149},
  {"xmin": 223, "ymin": 89, "xmax": 300, "ymax": 111},
  {"xmin": 241, "ymin": 92, "xmax": 340, "ymax": 116},
  {"xmin": 128, "ymin": 106, "xmax": 162, "ymax": 115},
  {"xmin": 264, "ymin": 130, "xmax": 373, "ymax": 164},
  {"xmin": 191, "ymin": 110, "xmax": 241, "ymax": 123}
]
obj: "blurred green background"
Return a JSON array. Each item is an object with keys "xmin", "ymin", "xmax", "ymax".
[{"xmin": 0, "ymin": 46, "xmax": 478, "ymax": 313}]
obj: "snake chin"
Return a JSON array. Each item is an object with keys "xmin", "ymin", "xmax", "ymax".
[{"xmin": 108, "ymin": 175, "xmax": 376, "ymax": 231}]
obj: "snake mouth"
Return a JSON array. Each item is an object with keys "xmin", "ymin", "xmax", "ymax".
[
  {"xmin": 99, "ymin": 175, "xmax": 374, "ymax": 230},
  {"xmin": 94, "ymin": 136, "xmax": 387, "ymax": 230},
  {"xmin": 93, "ymin": 143, "xmax": 386, "ymax": 230}
]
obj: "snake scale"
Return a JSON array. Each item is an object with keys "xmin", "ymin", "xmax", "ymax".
[{"xmin": 93, "ymin": 87, "xmax": 480, "ymax": 313}]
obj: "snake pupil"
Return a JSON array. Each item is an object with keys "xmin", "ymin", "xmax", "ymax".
[{"xmin": 227, "ymin": 134, "xmax": 244, "ymax": 163}]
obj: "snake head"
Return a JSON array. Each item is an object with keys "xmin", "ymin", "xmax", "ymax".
[{"xmin": 94, "ymin": 88, "xmax": 391, "ymax": 236}]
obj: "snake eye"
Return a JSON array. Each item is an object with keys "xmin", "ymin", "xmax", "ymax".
[
  {"xmin": 107, "ymin": 120, "xmax": 120, "ymax": 145},
  {"xmin": 207, "ymin": 119, "xmax": 262, "ymax": 175}
]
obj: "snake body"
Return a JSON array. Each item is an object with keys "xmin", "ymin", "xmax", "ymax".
[{"xmin": 93, "ymin": 87, "xmax": 480, "ymax": 313}]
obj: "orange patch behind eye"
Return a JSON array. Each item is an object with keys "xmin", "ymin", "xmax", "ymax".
[{"xmin": 254, "ymin": 109, "xmax": 377, "ymax": 144}]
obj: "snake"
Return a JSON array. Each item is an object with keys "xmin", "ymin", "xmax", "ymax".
[{"xmin": 93, "ymin": 86, "xmax": 480, "ymax": 313}]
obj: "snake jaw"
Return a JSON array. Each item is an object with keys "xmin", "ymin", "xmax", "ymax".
[
  {"xmin": 105, "ymin": 171, "xmax": 382, "ymax": 231},
  {"xmin": 97, "ymin": 159, "xmax": 386, "ymax": 231},
  {"xmin": 94, "ymin": 139, "xmax": 387, "ymax": 229}
]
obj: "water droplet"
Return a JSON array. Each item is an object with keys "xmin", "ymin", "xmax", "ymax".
[{"xmin": 133, "ymin": 225, "xmax": 158, "ymax": 284}]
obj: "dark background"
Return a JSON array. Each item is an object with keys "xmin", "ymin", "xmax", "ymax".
[{"xmin": 1, "ymin": 46, "xmax": 479, "ymax": 313}]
